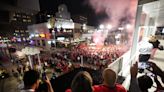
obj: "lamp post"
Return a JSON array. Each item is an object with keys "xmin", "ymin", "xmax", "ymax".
[
  {"xmin": 27, "ymin": 55, "xmax": 33, "ymax": 69},
  {"xmin": 6, "ymin": 41, "xmax": 13, "ymax": 63},
  {"xmin": 80, "ymin": 55, "xmax": 83, "ymax": 67},
  {"xmin": 37, "ymin": 54, "xmax": 41, "ymax": 67}
]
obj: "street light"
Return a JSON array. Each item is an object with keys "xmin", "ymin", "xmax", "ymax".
[
  {"xmin": 47, "ymin": 23, "xmax": 52, "ymax": 29},
  {"xmin": 107, "ymin": 24, "xmax": 112, "ymax": 29},
  {"xmin": 118, "ymin": 27, "xmax": 124, "ymax": 30},
  {"xmin": 99, "ymin": 24, "xmax": 104, "ymax": 29},
  {"xmin": 126, "ymin": 24, "xmax": 131, "ymax": 29}
]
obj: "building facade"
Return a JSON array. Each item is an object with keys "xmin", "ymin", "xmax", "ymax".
[{"xmin": 0, "ymin": 0, "xmax": 40, "ymax": 42}]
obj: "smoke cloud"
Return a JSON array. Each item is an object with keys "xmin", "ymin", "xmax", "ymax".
[
  {"xmin": 87, "ymin": 0, "xmax": 138, "ymax": 28},
  {"xmin": 87, "ymin": 0, "xmax": 138, "ymax": 46}
]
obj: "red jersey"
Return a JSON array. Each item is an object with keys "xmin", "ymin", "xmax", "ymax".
[
  {"xmin": 65, "ymin": 89, "xmax": 71, "ymax": 92},
  {"xmin": 93, "ymin": 84, "xmax": 127, "ymax": 92}
]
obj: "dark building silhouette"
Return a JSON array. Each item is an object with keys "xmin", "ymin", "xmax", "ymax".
[{"xmin": 0, "ymin": 0, "xmax": 40, "ymax": 42}]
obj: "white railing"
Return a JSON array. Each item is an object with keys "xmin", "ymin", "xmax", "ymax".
[{"xmin": 108, "ymin": 50, "xmax": 137, "ymax": 76}]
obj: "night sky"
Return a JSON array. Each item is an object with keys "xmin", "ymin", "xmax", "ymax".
[{"xmin": 39, "ymin": 0, "xmax": 108, "ymax": 26}]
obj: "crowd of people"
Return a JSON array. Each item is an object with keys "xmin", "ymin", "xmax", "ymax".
[
  {"xmin": 1, "ymin": 34, "xmax": 164, "ymax": 92},
  {"xmin": 47, "ymin": 43, "xmax": 127, "ymax": 71}
]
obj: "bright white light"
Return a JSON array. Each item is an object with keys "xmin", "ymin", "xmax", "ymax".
[
  {"xmin": 47, "ymin": 23, "xmax": 51, "ymax": 29},
  {"xmin": 48, "ymin": 41, "xmax": 51, "ymax": 44},
  {"xmin": 107, "ymin": 24, "xmax": 112, "ymax": 29},
  {"xmin": 115, "ymin": 34, "xmax": 121, "ymax": 39},
  {"xmin": 126, "ymin": 24, "xmax": 131, "ymax": 29},
  {"xmin": 35, "ymin": 34, "xmax": 39, "ymax": 37},
  {"xmin": 57, "ymin": 37, "xmax": 65, "ymax": 41},
  {"xmin": 47, "ymin": 15, "xmax": 51, "ymax": 17},
  {"xmin": 17, "ymin": 38, "xmax": 21, "ymax": 42},
  {"xmin": 99, "ymin": 24, "xmax": 104, "ymax": 29},
  {"xmin": 118, "ymin": 27, "xmax": 124, "ymax": 30},
  {"xmin": 83, "ymin": 24, "xmax": 86, "ymax": 27},
  {"xmin": 55, "ymin": 21, "xmax": 74, "ymax": 29},
  {"xmin": 83, "ymin": 24, "xmax": 87, "ymax": 30},
  {"xmin": 31, "ymin": 34, "xmax": 34, "ymax": 37},
  {"xmin": 29, "ymin": 34, "xmax": 34, "ymax": 39},
  {"xmin": 52, "ymin": 40, "xmax": 55, "ymax": 43}
]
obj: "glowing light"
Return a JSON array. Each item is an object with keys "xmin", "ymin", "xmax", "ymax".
[
  {"xmin": 29, "ymin": 40, "xmax": 34, "ymax": 44},
  {"xmin": 57, "ymin": 37, "xmax": 65, "ymax": 41},
  {"xmin": 115, "ymin": 34, "xmax": 121, "ymax": 39},
  {"xmin": 39, "ymin": 34, "xmax": 45, "ymax": 38},
  {"xmin": 52, "ymin": 40, "xmax": 55, "ymax": 43},
  {"xmin": 83, "ymin": 24, "xmax": 86, "ymax": 26},
  {"xmin": 99, "ymin": 24, "xmax": 104, "ymax": 29},
  {"xmin": 48, "ymin": 41, "xmax": 51, "ymax": 44},
  {"xmin": 35, "ymin": 34, "xmax": 39, "ymax": 37},
  {"xmin": 29, "ymin": 34, "xmax": 34, "ymax": 38},
  {"xmin": 31, "ymin": 34, "xmax": 34, "ymax": 37},
  {"xmin": 47, "ymin": 15, "xmax": 51, "ymax": 17},
  {"xmin": 83, "ymin": 24, "xmax": 87, "ymax": 30},
  {"xmin": 47, "ymin": 23, "xmax": 51, "ymax": 28},
  {"xmin": 17, "ymin": 38, "xmax": 21, "ymax": 42},
  {"xmin": 107, "ymin": 24, "xmax": 112, "ymax": 29},
  {"xmin": 126, "ymin": 24, "xmax": 131, "ymax": 29},
  {"xmin": 118, "ymin": 27, "xmax": 124, "ymax": 30}
]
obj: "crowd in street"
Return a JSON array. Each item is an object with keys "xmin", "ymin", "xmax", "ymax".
[{"xmin": 1, "ymin": 35, "xmax": 164, "ymax": 92}]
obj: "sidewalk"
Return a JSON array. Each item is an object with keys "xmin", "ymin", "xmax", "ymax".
[{"xmin": 0, "ymin": 76, "xmax": 20, "ymax": 92}]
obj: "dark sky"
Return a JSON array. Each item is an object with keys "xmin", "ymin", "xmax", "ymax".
[{"xmin": 39, "ymin": 0, "xmax": 108, "ymax": 26}]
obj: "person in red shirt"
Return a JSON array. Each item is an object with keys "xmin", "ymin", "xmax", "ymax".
[{"xmin": 93, "ymin": 68, "xmax": 127, "ymax": 92}]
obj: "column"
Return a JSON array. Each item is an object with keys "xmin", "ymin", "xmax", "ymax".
[
  {"xmin": 80, "ymin": 55, "xmax": 83, "ymax": 67},
  {"xmin": 143, "ymin": 14, "xmax": 150, "ymax": 37},
  {"xmin": 28, "ymin": 55, "xmax": 33, "ymax": 69},
  {"xmin": 130, "ymin": 5, "xmax": 143, "ymax": 65},
  {"xmin": 37, "ymin": 54, "xmax": 41, "ymax": 67}
]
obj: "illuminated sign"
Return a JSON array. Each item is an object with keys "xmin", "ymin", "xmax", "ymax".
[{"xmin": 39, "ymin": 34, "xmax": 45, "ymax": 38}]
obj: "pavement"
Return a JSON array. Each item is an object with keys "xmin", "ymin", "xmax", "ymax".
[{"xmin": 0, "ymin": 77, "xmax": 20, "ymax": 92}]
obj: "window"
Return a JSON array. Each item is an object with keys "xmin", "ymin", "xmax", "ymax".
[
  {"xmin": 20, "ymin": 30, "xmax": 24, "ymax": 33},
  {"xmin": 28, "ymin": 19, "xmax": 31, "ymax": 22},
  {"xmin": 21, "ymin": 34, "xmax": 24, "ymax": 36},
  {"xmin": 27, "ymin": 16, "xmax": 30, "ymax": 18},
  {"xmin": 13, "ymin": 33, "xmax": 18, "ymax": 36},
  {"xmin": 23, "ymin": 19, "xmax": 27, "ymax": 22},
  {"xmin": 12, "ymin": 18, "xmax": 17, "ymax": 21},
  {"xmin": 42, "ymin": 40, "xmax": 46, "ymax": 46},
  {"xmin": 16, "ymin": 14, "xmax": 21, "ymax": 17},
  {"xmin": 15, "ymin": 30, "xmax": 19, "ymax": 32},
  {"xmin": 22, "ymin": 15, "xmax": 26, "ymax": 18},
  {"xmin": 23, "ymin": 37, "xmax": 26, "ymax": 41}
]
